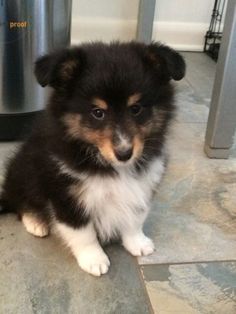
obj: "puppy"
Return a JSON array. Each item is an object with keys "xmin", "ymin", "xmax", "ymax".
[{"xmin": 0, "ymin": 42, "xmax": 185, "ymax": 276}]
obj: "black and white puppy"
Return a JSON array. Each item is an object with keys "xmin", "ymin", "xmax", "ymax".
[{"xmin": 0, "ymin": 42, "xmax": 185, "ymax": 276}]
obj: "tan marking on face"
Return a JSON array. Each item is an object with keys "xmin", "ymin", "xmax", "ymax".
[
  {"xmin": 63, "ymin": 113, "xmax": 147, "ymax": 164},
  {"xmin": 132, "ymin": 135, "xmax": 144, "ymax": 159},
  {"xmin": 63, "ymin": 113, "xmax": 116, "ymax": 163},
  {"xmin": 99, "ymin": 139, "xmax": 117, "ymax": 163},
  {"xmin": 127, "ymin": 93, "xmax": 141, "ymax": 107},
  {"xmin": 93, "ymin": 98, "xmax": 108, "ymax": 110}
]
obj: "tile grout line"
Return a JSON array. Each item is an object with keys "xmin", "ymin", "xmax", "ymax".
[
  {"xmin": 138, "ymin": 259, "xmax": 236, "ymax": 267},
  {"xmin": 174, "ymin": 121, "xmax": 207, "ymax": 124},
  {"xmin": 132, "ymin": 256, "xmax": 155, "ymax": 314}
]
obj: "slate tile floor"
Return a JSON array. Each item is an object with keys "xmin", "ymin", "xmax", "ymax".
[
  {"xmin": 0, "ymin": 52, "xmax": 236, "ymax": 313},
  {"xmin": 142, "ymin": 262, "xmax": 236, "ymax": 314}
]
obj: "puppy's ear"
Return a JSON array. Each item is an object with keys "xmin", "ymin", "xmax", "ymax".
[
  {"xmin": 145, "ymin": 42, "xmax": 186, "ymax": 81},
  {"xmin": 34, "ymin": 48, "xmax": 84, "ymax": 88}
]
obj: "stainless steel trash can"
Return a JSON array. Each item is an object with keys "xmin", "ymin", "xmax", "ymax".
[{"xmin": 0, "ymin": 0, "xmax": 72, "ymax": 139}]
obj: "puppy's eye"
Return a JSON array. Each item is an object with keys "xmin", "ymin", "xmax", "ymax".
[
  {"xmin": 91, "ymin": 108, "xmax": 105, "ymax": 120},
  {"xmin": 130, "ymin": 103, "xmax": 143, "ymax": 116}
]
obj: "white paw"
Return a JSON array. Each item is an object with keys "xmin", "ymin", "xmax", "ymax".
[
  {"xmin": 22, "ymin": 213, "xmax": 49, "ymax": 237},
  {"xmin": 77, "ymin": 246, "xmax": 110, "ymax": 276},
  {"xmin": 123, "ymin": 233, "xmax": 155, "ymax": 256}
]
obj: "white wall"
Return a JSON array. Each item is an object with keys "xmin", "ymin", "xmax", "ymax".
[
  {"xmin": 71, "ymin": 0, "xmax": 139, "ymax": 44},
  {"xmin": 154, "ymin": 0, "xmax": 214, "ymax": 23},
  {"xmin": 71, "ymin": 0, "xmax": 217, "ymax": 51},
  {"xmin": 72, "ymin": 0, "xmax": 139, "ymax": 19},
  {"xmin": 153, "ymin": 0, "xmax": 216, "ymax": 50}
]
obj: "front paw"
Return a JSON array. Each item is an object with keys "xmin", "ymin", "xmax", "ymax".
[
  {"xmin": 123, "ymin": 233, "xmax": 155, "ymax": 257},
  {"xmin": 77, "ymin": 245, "xmax": 110, "ymax": 276}
]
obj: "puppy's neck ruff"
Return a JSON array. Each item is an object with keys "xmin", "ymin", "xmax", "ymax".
[{"xmin": 52, "ymin": 153, "xmax": 165, "ymax": 241}]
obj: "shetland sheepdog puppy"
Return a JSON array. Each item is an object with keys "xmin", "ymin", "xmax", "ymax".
[{"xmin": 0, "ymin": 42, "xmax": 185, "ymax": 276}]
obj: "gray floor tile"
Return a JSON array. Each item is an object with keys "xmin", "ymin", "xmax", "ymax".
[
  {"xmin": 138, "ymin": 121, "xmax": 236, "ymax": 265},
  {"xmin": 0, "ymin": 215, "xmax": 151, "ymax": 314},
  {"xmin": 175, "ymin": 85, "xmax": 209, "ymax": 123},
  {"xmin": 142, "ymin": 262, "xmax": 236, "ymax": 314},
  {"xmin": 181, "ymin": 52, "xmax": 216, "ymax": 106}
]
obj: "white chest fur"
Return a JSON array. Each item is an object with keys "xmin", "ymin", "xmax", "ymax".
[
  {"xmin": 54, "ymin": 155, "xmax": 165, "ymax": 241},
  {"xmin": 73, "ymin": 157, "xmax": 165, "ymax": 241}
]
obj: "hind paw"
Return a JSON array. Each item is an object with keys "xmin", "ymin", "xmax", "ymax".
[{"xmin": 22, "ymin": 213, "xmax": 49, "ymax": 237}]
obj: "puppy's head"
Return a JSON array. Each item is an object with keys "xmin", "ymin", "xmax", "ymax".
[{"xmin": 35, "ymin": 42, "xmax": 185, "ymax": 166}]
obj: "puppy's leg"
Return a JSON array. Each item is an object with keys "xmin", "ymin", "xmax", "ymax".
[
  {"xmin": 22, "ymin": 213, "xmax": 49, "ymax": 237},
  {"xmin": 56, "ymin": 222, "xmax": 110, "ymax": 276},
  {"xmin": 122, "ymin": 224, "xmax": 155, "ymax": 257}
]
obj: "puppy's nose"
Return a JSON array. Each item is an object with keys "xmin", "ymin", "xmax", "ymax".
[{"xmin": 114, "ymin": 147, "xmax": 133, "ymax": 162}]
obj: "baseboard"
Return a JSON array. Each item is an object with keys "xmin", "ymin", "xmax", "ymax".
[{"xmin": 71, "ymin": 18, "xmax": 208, "ymax": 51}]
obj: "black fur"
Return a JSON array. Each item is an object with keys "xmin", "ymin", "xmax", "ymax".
[{"xmin": 0, "ymin": 41, "xmax": 185, "ymax": 229}]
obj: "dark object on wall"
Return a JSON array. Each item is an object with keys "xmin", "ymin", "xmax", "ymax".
[
  {"xmin": 204, "ymin": 0, "xmax": 227, "ymax": 61},
  {"xmin": 0, "ymin": 0, "xmax": 72, "ymax": 140}
]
